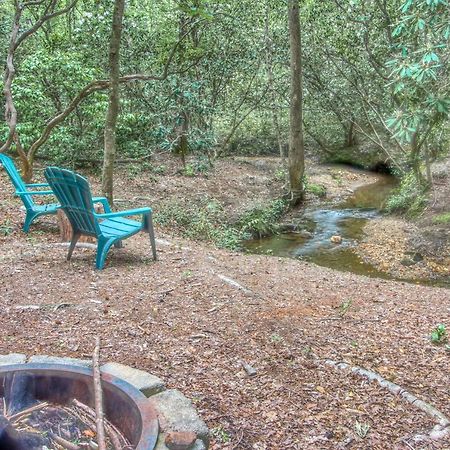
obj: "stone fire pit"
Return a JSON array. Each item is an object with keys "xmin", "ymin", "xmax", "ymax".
[{"xmin": 0, "ymin": 354, "xmax": 209, "ymax": 450}]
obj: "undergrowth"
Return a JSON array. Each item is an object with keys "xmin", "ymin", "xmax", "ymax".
[
  {"xmin": 385, "ymin": 171, "xmax": 428, "ymax": 217},
  {"xmin": 302, "ymin": 175, "xmax": 327, "ymax": 197},
  {"xmin": 155, "ymin": 197, "xmax": 288, "ymax": 250},
  {"xmin": 432, "ymin": 212, "xmax": 450, "ymax": 224}
]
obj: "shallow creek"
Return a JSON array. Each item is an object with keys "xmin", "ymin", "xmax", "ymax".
[{"xmin": 244, "ymin": 172, "xmax": 403, "ymax": 280}]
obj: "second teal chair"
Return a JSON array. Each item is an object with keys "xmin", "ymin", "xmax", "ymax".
[
  {"xmin": 44, "ymin": 166, "xmax": 157, "ymax": 269},
  {"xmin": 0, "ymin": 153, "xmax": 57, "ymax": 231}
]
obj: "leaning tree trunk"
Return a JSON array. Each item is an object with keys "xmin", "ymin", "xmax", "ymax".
[
  {"xmin": 288, "ymin": 0, "xmax": 305, "ymax": 206},
  {"xmin": 102, "ymin": 0, "xmax": 125, "ymax": 205}
]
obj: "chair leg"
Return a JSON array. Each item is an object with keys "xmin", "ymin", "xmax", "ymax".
[
  {"xmin": 67, "ymin": 232, "xmax": 81, "ymax": 261},
  {"xmin": 23, "ymin": 212, "xmax": 38, "ymax": 233},
  {"xmin": 96, "ymin": 238, "xmax": 114, "ymax": 270},
  {"xmin": 144, "ymin": 213, "xmax": 157, "ymax": 261}
]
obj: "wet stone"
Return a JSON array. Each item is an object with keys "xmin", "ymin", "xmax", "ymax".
[{"xmin": 401, "ymin": 258, "xmax": 416, "ymax": 267}]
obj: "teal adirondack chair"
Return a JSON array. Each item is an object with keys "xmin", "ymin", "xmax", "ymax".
[
  {"xmin": 44, "ymin": 166, "xmax": 157, "ymax": 269},
  {"xmin": 0, "ymin": 153, "xmax": 58, "ymax": 232}
]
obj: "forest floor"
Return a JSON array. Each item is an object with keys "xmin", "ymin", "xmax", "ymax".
[{"xmin": 0, "ymin": 155, "xmax": 449, "ymax": 449}]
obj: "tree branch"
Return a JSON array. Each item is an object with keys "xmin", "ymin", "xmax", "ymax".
[{"xmin": 16, "ymin": 0, "xmax": 79, "ymax": 49}]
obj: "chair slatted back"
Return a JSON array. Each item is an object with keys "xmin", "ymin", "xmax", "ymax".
[
  {"xmin": 45, "ymin": 167, "xmax": 99, "ymax": 236},
  {"xmin": 0, "ymin": 154, "xmax": 34, "ymax": 210}
]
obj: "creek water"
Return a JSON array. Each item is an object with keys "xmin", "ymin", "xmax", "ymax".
[{"xmin": 244, "ymin": 172, "xmax": 401, "ymax": 280}]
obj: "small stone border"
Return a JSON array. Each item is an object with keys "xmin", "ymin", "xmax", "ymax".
[{"xmin": 0, "ymin": 353, "xmax": 209, "ymax": 450}]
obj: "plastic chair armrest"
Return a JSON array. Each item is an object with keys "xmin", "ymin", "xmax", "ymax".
[{"xmin": 95, "ymin": 207, "xmax": 151, "ymax": 219}]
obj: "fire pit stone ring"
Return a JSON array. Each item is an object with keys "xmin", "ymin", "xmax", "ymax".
[{"xmin": 0, "ymin": 353, "xmax": 209, "ymax": 450}]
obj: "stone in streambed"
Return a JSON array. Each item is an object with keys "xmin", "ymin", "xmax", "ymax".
[
  {"xmin": 330, "ymin": 235, "xmax": 342, "ymax": 244},
  {"xmin": 400, "ymin": 258, "xmax": 416, "ymax": 267}
]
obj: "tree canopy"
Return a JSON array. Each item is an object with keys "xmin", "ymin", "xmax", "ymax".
[{"xmin": 1, "ymin": 0, "xmax": 449, "ymax": 196}]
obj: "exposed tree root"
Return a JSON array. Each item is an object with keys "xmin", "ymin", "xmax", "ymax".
[
  {"xmin": 217, "ymin": 274, "xmax": 253, "ymax": 294},
  {"xmin": 325, "ymin": 359, "xmax": 450, "ymax": 442}
]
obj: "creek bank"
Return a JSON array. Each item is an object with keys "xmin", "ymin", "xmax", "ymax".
[
  {"xmin": 356, "ymin": 157, "xmax": 450, "ymax": 284},
  {"xmin": 241, "ymin": 161, "xmax": 449, "ymax": 285}
]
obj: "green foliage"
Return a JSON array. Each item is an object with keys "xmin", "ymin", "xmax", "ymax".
[
  {"xmin": 211, "ymin": 426, "xmax": 231, "ymax": 444},
  {"xmin": 432, "ymin": 212, "xmax": 450, "ymax": 224},
  {"xmin": 269, "ymin": 333, "xmax": 284, "ymax": 344},
  {"xmin": 155, "ymin": 197, "xmax": 287, "ymax": 249},
  {"xmin": 430, "ymin": 324, "xmax": 447, "ymax": 344},
  {"xmin": 154, "ymin": 198, "xmax": 241, "ymax": 250},
  {"xmin": 306, "ymin": 182, "xmax": 327, "ymax": 198},
  {"xmin": 274, "ymin": 167, "xmax": 286, "ymax": 182},
  {"xmin": 387, "ymin": 0, "xmax": 450, "ymax": 144},
  {"xmin": 2, "ymin": 0, "xmax": 449, "ymax": 183},
  {"xmin": 0, "ymin": 220, "xmax": 13, "ymax": 236},
  {"xmin": 237, "ymin": 199, "xmax": 288, "ymax": 239},
  {"xmin": 337, "ymin": 299, "xmax": 353, "ymax": 317},
  {"xmin": 385, "ymin": 172, "xmax": 428, "ymax": 217},
  {"xmin": 355, "ymin": 421, "xmax": 370, "ymax": 439},
  {"xmin": 182, "ymin": 164, "xmax": 196, "ymax": 177}
]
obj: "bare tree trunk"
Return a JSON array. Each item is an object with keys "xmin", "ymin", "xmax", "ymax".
[
  {"xmin": 0, "ymin": 6, "xmax": 22, "ymax": 156},
  {"xmin": 410, "ymin": 131, "xmax": 425, "ymax": 185},
  {"xmin": 174, "ymin": 10, "xmax": 190, "ymax": 168},
  {"xmin": 265, "ymin": 3, "xmax": 284, "ymax": 164},
  {"xmin": 102, "ymin": 0, "xmax": 125, "ymax": 205},
  {"xmin": 1, "ymin": 0, "xmax": 78, "ymax": 181},
  {"xmin": 178, "ymin": 110, "xmax": 189, "ymax": 168},
  {"xmin": 345, "ymin": 119, "xmax": 356, "ymax": 147},
  {"xmin": 288, "ymin": 0, "xmax": 305, "ymax": 206}
]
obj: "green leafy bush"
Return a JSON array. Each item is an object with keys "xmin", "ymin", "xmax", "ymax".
[
  {"xmin": 307, "ymin": 183, "xmax": 327, "ymax": 198},
  {"xmin": 238, "ymin": 199, "xmax": 288, "ymax": 238},
  {"xmin": 431, "ymin": 324, "xmax": 447, "ymax": 344},
  {"xmin": 385, "ymin": 172, "xmax": 427, "ymax": 217},
  {"xmin": 155, "ymin": 197, "xmax": 287, "ymax": 249}
]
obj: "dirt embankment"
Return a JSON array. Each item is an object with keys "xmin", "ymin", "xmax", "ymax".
[{"xmin": 355, "ymin": 158, "xmax": 450, "ymax": 282}]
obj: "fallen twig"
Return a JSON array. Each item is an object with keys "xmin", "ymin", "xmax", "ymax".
[
  {"xmin": 240, "ymin": 360, "xmax": 257, "ymax": 377},
  {"xmin": 72, "ymin": 399, "xmax": 124, "ymax": 450},
  {"xmin": 93, "ymin": 336, "xmax": 107, "ymax": 450},
  {"xmin": 217, "ymin": 274, "xmax": 253, "ymax": 294},
  {"xmin": 8, "ymin": 401, "xmax": 49, "ymax": 422},
  {"xmin": 402, "ymin": 440, "xmax": 416, "ymax": 450},
  {"xmin": 48, "ymin": 431, "xmax": 81, "ymax": 450}
]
